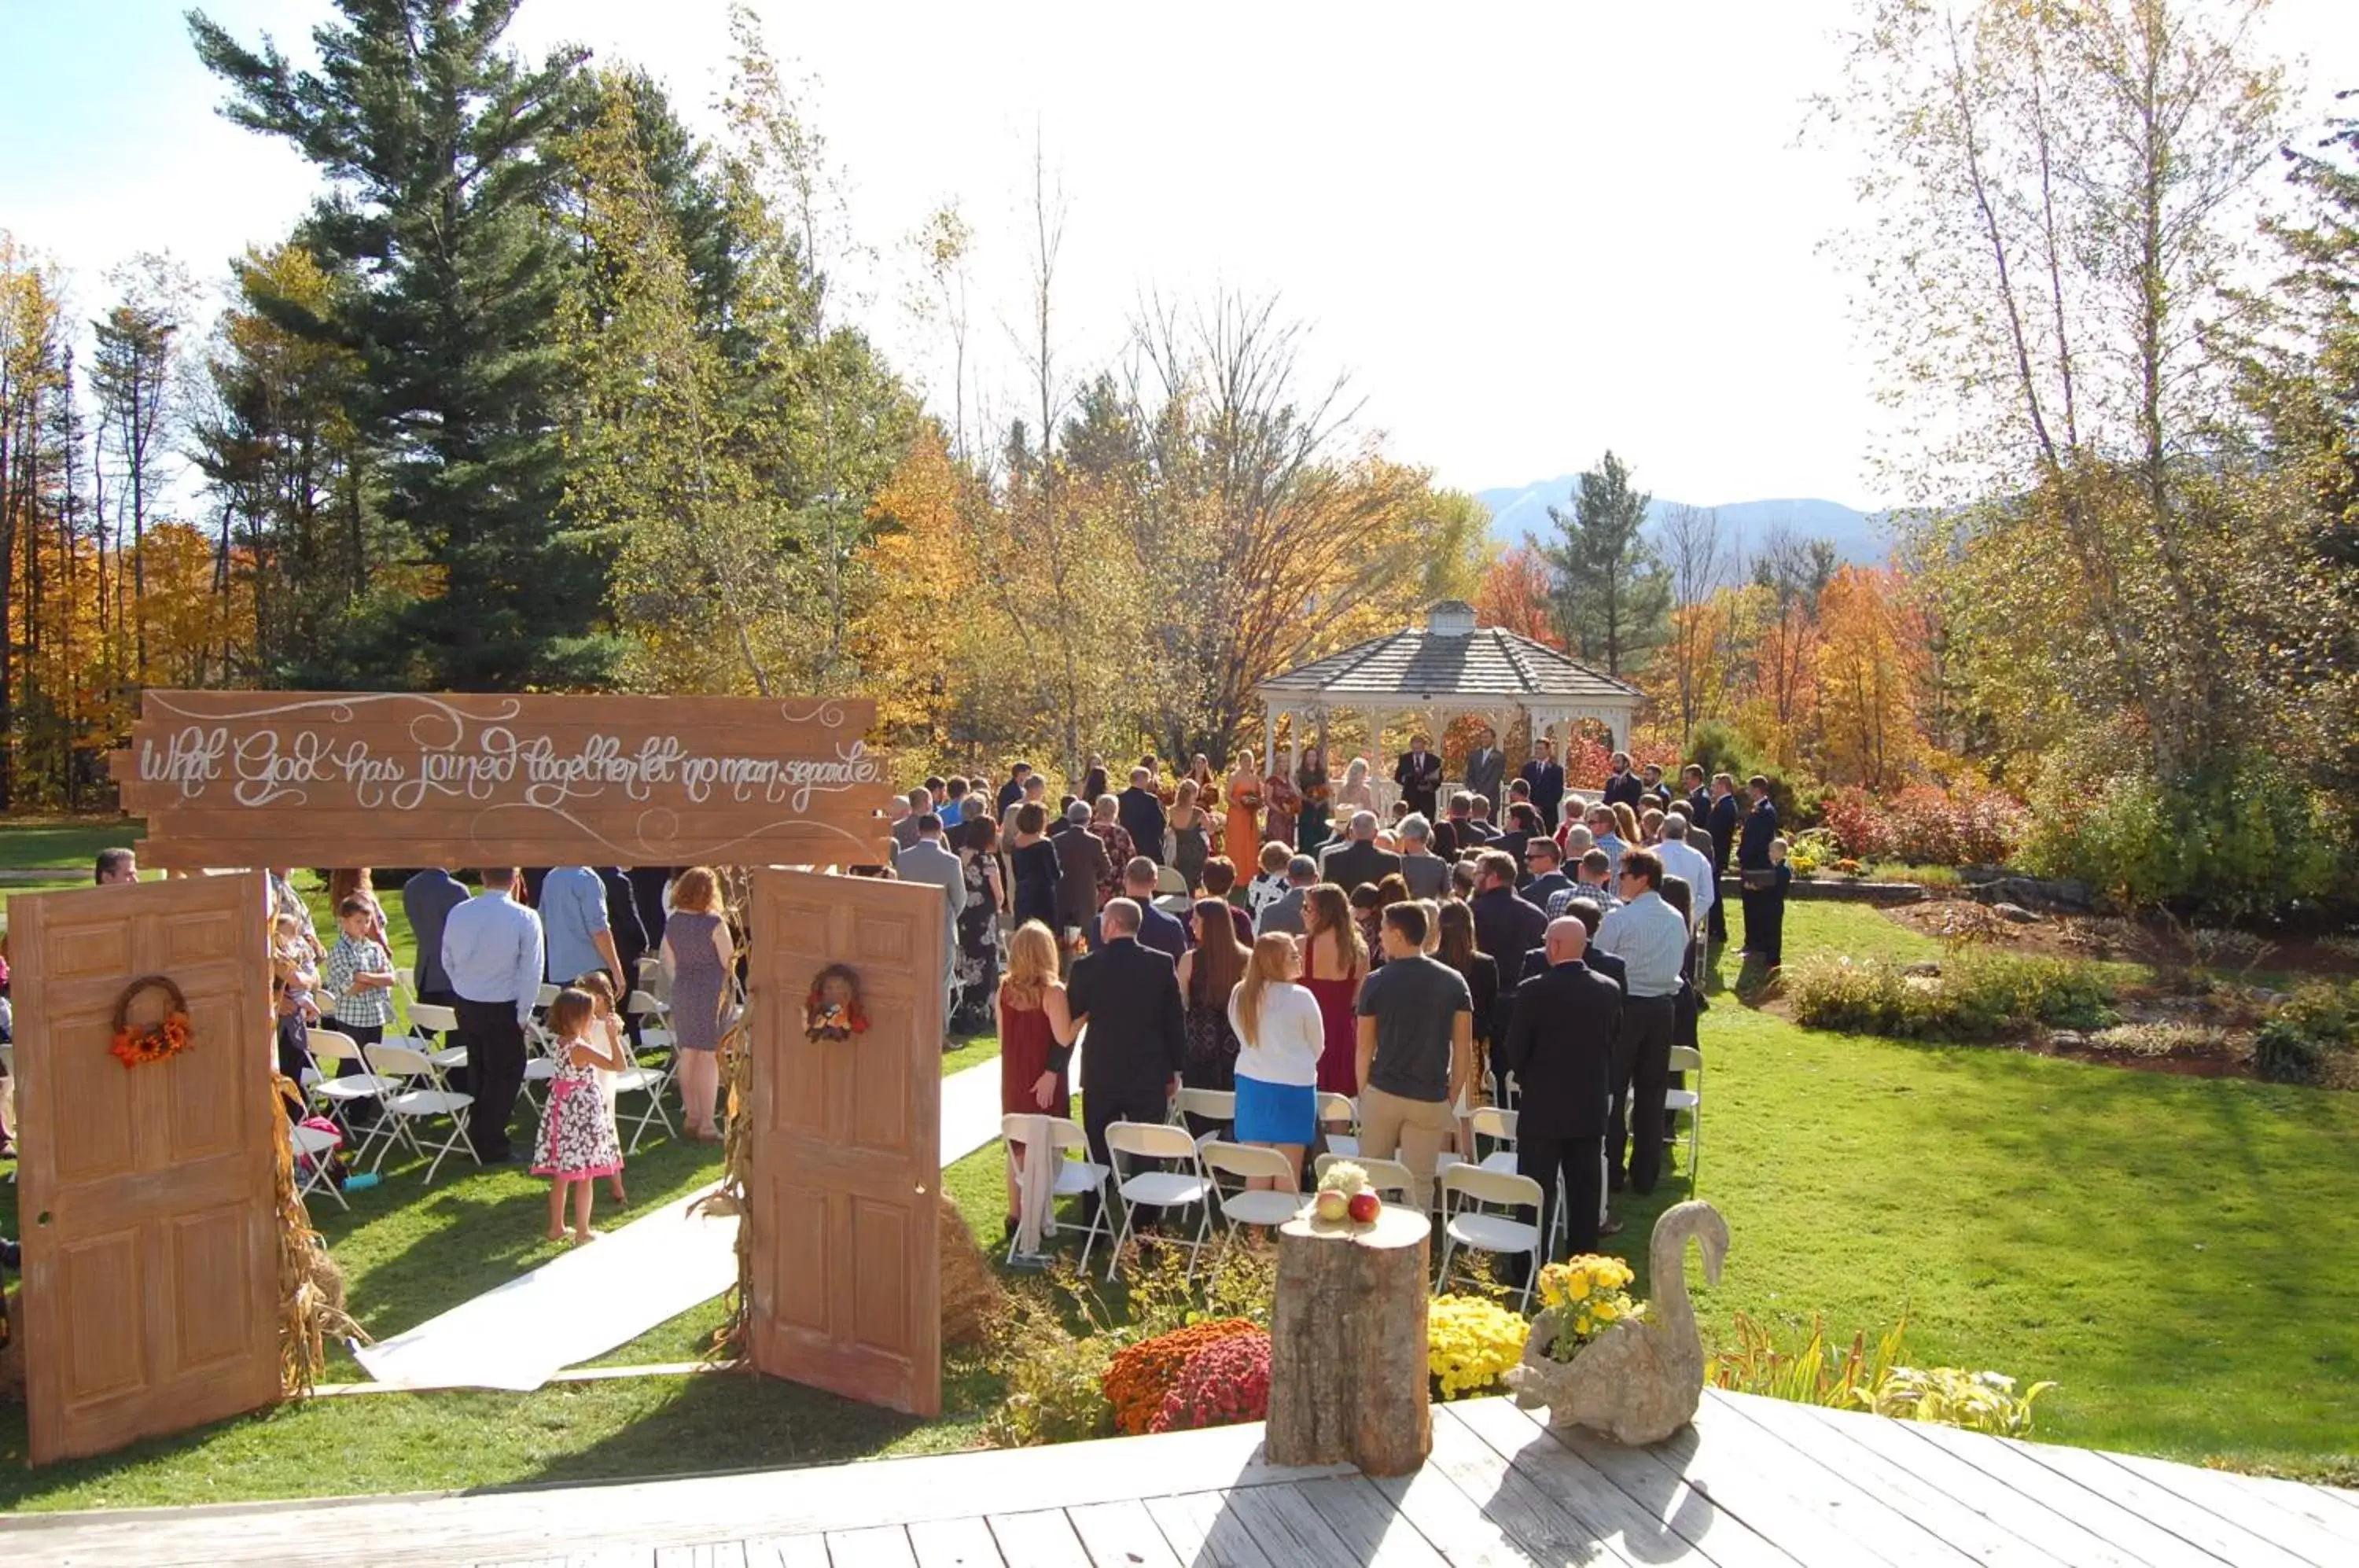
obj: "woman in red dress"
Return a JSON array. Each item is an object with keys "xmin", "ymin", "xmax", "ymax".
[
  {"xmin": 996, "ymin": 919, "xmax": 1075, "ymax": 1241},
  {"xmin": 1298, "ymin": 884, "xmax": 1367, "ymax": 1097},
  {"xmin": 1263, "ymin": 761, "xmax": 1300, "ymax": 853}
]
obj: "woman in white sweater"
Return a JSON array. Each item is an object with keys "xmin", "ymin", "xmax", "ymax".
[{"xmin": 1227, "ymin": 932, "xmax": 1327, "ymax": 1187}]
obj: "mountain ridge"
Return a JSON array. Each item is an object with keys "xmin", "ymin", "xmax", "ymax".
[{"xmin": 1475, "ymin": 476, "xmax": 1890, "ymax": 565}]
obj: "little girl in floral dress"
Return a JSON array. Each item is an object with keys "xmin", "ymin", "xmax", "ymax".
[{"xmin": 533, "ymin": 988, "xmax": 627, "ymax": 1245}]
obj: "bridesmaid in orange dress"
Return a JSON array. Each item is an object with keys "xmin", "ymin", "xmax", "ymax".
[{"xmin": 1225, "ymin": 750, "xmax": 1263, "ymax": 864}]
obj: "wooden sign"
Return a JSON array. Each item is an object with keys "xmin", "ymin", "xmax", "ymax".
[{"xmin": 111, "ymin": 690, "xmax": 892, "ymax": 869}]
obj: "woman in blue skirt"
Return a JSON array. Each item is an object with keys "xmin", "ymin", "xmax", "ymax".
[{"xmin": 1227, "ymin": 932, "xmax": 1327, "ymax": 1188}]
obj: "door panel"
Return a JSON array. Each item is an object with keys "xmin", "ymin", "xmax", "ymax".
[
  {"xmin": 746, "ymin": 868, "xmax": 944, "ymax": 1417},
  {"xmin": 13, "ymin": 873, "xmax": 280, "ymax": 1463}
]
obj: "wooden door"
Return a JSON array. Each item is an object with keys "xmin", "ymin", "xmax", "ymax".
[
  {"xmin": 745, "ymin": 868, "xmax": 944, "ymax": 1417},
  {"xmin": 13, "ymin": 873, "xmax": 280, "ymax": 1463}
]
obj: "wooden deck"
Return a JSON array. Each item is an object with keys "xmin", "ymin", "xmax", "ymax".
[{"xmin": 4, "ymin": 1389, "xmax": 2353, "ymax": 1567}]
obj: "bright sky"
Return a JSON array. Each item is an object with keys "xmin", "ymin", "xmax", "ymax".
[{"xmin": 2, "ymin": 0, "xmax": 2350, "ymax": 507}]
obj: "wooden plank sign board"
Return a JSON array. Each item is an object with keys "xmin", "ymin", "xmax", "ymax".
[{"xmin": 110, "ymin": 690, "xmax": 891, "ymax": 869}]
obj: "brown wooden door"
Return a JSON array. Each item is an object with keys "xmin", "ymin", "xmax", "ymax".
[
  {"xmin": 745, "ymin": 867, "xmax": 944, "ymax": 1417},
  {"xmin": 13, "ymin": 872, "xmax": 280, "ymax": 1463}
]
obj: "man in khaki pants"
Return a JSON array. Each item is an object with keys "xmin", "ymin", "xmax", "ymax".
[{"xmin": 1354, "ymin": 903, "xmax": 1474, "ymax": 1210}]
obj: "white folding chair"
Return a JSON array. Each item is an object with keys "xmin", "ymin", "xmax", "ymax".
[
  {"xmin": 1317, "ymin": 1091, "xmax": 1360, "ymax": 1157},
  {"xmin": 1169, "ymin": 1086, "xmax": 1235, "ymax": 1149},
  {"xmin": 625, "ymin": 988, "xmax": 669, "ymax": 1024},
  {"xmin": 1469, "ymin": 1104, "xmax": 1520, "ymax": 1175},
  {"xmin": 1103, "ymin": 1121, "xmax": 1214, "ymax": 1282},
  {"xmin": 1200, "ymin": 1140, "xmax": 1303, "ymax": 1275},
  {"xmin": 999, "ymin": 1113, "xmax": 1113, "ymax": 1270},
  {"xmin": 362, "ymin": 1040, "xmax": 479, "ymax": 1183},
  {"xmin": 403, "ymin": 1001, "xmax": 468, "ymax": 1076},
  {"xmin": 534, "ymin": 982, "xmax": 561, "ymax": 1014},
  {"xmin": 288, "ymin": 1120, "xmax": 348, "ymax": 1211},
  {"xmin": 613, "ymin": 1028, "xmax": 678, "ymax": 1151},
  {"xmin": 302, "ymin": 1028, "xmax": 399, "ymax": 1143},
  {"xmin": 1154, "ymin": 864, "xmax": 1189, "ymax": 900},
  {"xmin": 1437, "ymin": 1165, "xmax": 1546, "ymax": 1312},
  {"xmin": 1315, "ymin": 1151, "xmax": 1416, "ymax": 1202},
  {"xmin": 1666, "ymin": 1044, "xmax": 1703, "ymax": 1183}
]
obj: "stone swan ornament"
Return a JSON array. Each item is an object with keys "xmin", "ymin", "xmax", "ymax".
[{"xmin": 1503, "ymin": 1199, "xmax": 1729, "ymax": 1445}]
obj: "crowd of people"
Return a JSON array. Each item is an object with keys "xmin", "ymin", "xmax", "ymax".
[{"xmin": 894, "ymin": 736, "xmax": 1796, "ymax": 1259}]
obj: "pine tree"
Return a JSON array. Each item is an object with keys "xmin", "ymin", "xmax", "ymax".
[
  {"xmin": 1542, "ymin": 450, "xmax": 1669, "ymax": 677},
  {"xmin": 190, "ymin": 0, "xmax": 613, "ymax": 690}
]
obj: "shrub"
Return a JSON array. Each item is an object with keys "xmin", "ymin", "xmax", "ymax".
[
  {"xmin": 1102, "ymin": 1319, "xmax": 1261, "ymax": 1435},
  {"xmin": 1709, "ymin": 1311, "xmax": 2054, "ymax": 1437},
  {"xmin": 984, "ymin": 1294, "xmax": 1117, "ymax": 1447},
  {"xmin": 1147, "ymin": 1329, "xmax": 1272, "ymax": 1432},
  {"xmin": 1821, "ymin": 784, "xmax": 2030, "ymax": 867},
  {"xmin": 1787, "ymin": 951, "xmax": 2116, "ymax": 1040},
  {"xmin": 2253, "ymin": 981, "xmax": 2359, "ymax": 1088},
  {"xmin": 1681, "ymin": 720, "xmax": 1753, "ymax": 790},
  {"xmin": 1428, "ymin": 1294, "xmax": 1531, "ymax": 1399},
  {"xmin": 2256, "ymin": 1020, "xmax": 2327, "ymax": 1086},
  {"xmin": 2022, "ymin": 748, "xmax": 2350, "ymax": 918}
]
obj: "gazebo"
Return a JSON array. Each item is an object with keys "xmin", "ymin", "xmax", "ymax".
[{"xmin": 1254, "ymin": 601, "xmax": 1643, "ymax": 804}]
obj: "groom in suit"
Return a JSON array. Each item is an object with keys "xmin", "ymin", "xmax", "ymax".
[
  {"xmin": 1394, "ymin": 733, "xmax": 1443, "ymax": 821},
  {"xmin": 1463, "ymin": 727, "xmax": 1506, "ymax": 817}
]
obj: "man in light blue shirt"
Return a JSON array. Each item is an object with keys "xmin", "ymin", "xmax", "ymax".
[
  {"xmin": 441, "ymin": 869, "xmax": 545, "ymax": 1163},
  {"xmin": 539, "ymin": 864, "xmax": 624, "ymax": 994},
  {"xmin": 1597, "ymin": 848, "xmax": 1687, "ymax": 1197}
]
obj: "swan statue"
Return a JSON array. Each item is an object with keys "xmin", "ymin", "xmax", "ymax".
[{"xmin": 1503, "ymin": 1199, "xmax": 1729, "ymax": 1445}]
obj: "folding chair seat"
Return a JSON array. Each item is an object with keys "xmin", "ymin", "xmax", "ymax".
[
  {"xmin": 362, "ymin": 1040, "xmax": 479, "ymax": 1183},
  {"xmin": 1666, "ymin": 1044, "xmax": 1703, "ymax": 1182},
  {"xmin": 1200, "ymin": 1140, "xmax": 1303, "ymax": 1274},
  {"xmin": 1317, "ymin": 1091, "xmax": 1360, "ymax": 1158},
  {"xmin": 289, "ymin": 1120, "xmax": 348, "ymax": 1211},
  {"xmin": 613, "ymin": 1028, "xmax": 678, "ymax": 1151},
  {"xmin": 403, "ymin": 1001, "xmax": 468, "ymax": 1074},
  {"xmin": 999, "ymin": 1113, "xmax": 1112, "ymax": 1269},
  {"xmin": 303, "ymin": 1028, "xmax": 399, "ymax": 1140},
  {"xmin": 1436, "ymin": 1164, "xmax": 1546, "ymax": 1312},
  {"xmin": 1315, "ymin": 1151, "xmax": 1416, "ymax": 1202},
  {"xmin": 1469, "ymin": 1104, "xmax": 1520, "ymax": 1175},
  {"xmin": 1102, "ymin": 1120, "xmax": 1213, "ymax": 1282}
]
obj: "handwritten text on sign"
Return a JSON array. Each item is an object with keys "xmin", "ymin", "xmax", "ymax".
[{"xmin": 112, "ymin": 691, "xmax": 893, "ymax": 867}]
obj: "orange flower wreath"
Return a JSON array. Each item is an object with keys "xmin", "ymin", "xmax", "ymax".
[{"xmin": 110, "ymin": 974, "xmax": 196, "ymax": 1069}]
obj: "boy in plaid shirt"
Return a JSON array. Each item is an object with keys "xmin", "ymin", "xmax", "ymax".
[{"xmin": 325, "ymin": 895, "xmax": 398, "ymax": 1055}]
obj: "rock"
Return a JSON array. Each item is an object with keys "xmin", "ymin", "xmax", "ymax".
[
  {"xmin": 1968, "ymin": 875, "xmax": 2096, "ymax": 914},
  {"xmin": 1902, "ymin": 961, "xmax": 1942, "ymax": 978},
  {"xmin": 1993, "ymin": 903, "xmax": 2040, "ymax": 923},
  {"xmin": 2048, "ymin": 1030, "xmax": 2086, "ymax": 1049}
]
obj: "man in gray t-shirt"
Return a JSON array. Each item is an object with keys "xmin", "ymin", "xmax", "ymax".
[{"xmin": 1355, "ymin": 902, "xmax": 1473, "ymax": 1209}]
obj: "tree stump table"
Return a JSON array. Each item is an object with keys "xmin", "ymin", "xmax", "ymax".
[{"xmin": 1265, "ymin": 1203, "xmax": 1432, "ymax": 1475}]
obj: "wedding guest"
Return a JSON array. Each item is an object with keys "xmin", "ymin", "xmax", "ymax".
[
  {"xmin": 94, "ymin": 846, "xmax": 138, "ymax": 885},
  {"xmin": 1247, "ymin": 841, "xmax": 1294, "ymax": 922},
  {"xmin": 1087, "ymin": 795, "xmax": 1137, "ymax": 904},
  {"xmin": 1598, "ymin": 848, "xmax": 1687, "ymax": 1197},
  {"xmin": 1655, "ymin": 813, "xmax": 1717, "ymax": 957},
  {"xmin": 1257, "ymin": 855, "xmax": 1319, "ymax": 937},
  {"xmin": 1434, "ymin": 899, "xmax": 1500, "ymax": 1091},
  {"xmin": 891, "ymin": 787, "xmax": 933, "ymax": 852},
  {"xmin": 1354, "ymin": 902, "xmax": 1474, "ymax": 1210},
  {"xmin": 1469, "ymin": 849, "xmax": 1548, "ymax": 1080},
  {"xmin": 1081, "ymin": 756, "xmax": 1110, "ymax": 806},
  {"xmin": 1176, "ymin": 899, "xmax": 1249, "ymax": 1128},
  {"xmin": 1091, "ymin": 859, "xmax": 1191, "ymax": 963},
  {"xmin": 443, "ymin": 868, "xmax": 545, "ymax": 1162},
  {"xmin": 1521, "ymin": 740, "xmax": 1566, "ymax": 830},
  {"xmin": 952, "ymin": 817, "xmax": 1006, "ymax": 1035},
  {"xmin": 1054, "ymin": 801, "xmax": 1112, "ymax": 938},
  {"xmin": 1397, "ymin": 814, "xmax": 1450, "ymax": 899},
  {"xmin": 660, "ymin": 867, "xmax": 734, "ymax": 1141},
  {"xmin": 1505, "ymin": 917, "xmax": 1621, "ymax": 1258},
  {"xmin": 1118, "ymin": 767, "xmax": 1168, "ymax": 867},
  {"xmin": 542, "ymin": 865, "xmax": 627, "ymax": 997},
  {"xmin": 1165, "ymin": 779, "xmax": 1212, "ymax": 892},
  {"xmin": 1006, "ymin": 803, "xmax": 1061, "ymax": 931},
  {"xmin": 1229, "ymin": 933, "xmax": 1323, "ymax": 1187},
  {"xmin": 1065, "ymin": 899, "xmax": 1185, "ymax": 1170},
  {"xmin": 323, "ymin": 896, "xmax": 397, "ymax": 1063},
  {"xmin": 1611, "ymin": 801, "xmax": 1644, "ymax": 852},
  {"xmin": 1300, "ymin": 883, "xmax": 1367, "ymax": 1095},
  {"xmin": 326, "ymin": 869, "xmax": 388, "ymax": 945},
  {"xmin": 1522, "ymin": 836, "xmax": 1575, "ymax": 910},
  {"xmin": 997, "ymin": 920, "xmax": 1076, "ymax": 1237},
  {"xmin": 997, "ymin": 761, "xmax": 1034, "ymax": 815},
  {"xmin": 1198, "ymin": 857, "xmax": 1257, "ymax": 944},
  {"xmin": 1320, "ymin": 810, "xmax": 1400, "ymax": 895},
  {"xmin": 402, "ymin": 866, "xmax": 469, "ymax": 1007}
]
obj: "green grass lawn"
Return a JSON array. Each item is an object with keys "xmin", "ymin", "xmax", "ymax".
[
  {"xmin": 2, "ymin": 818, "xmax": 2353, "ymax": 1501},
  {"xmin": 0, "ymin": 815, "xmax": 143, "ymax": 874}
]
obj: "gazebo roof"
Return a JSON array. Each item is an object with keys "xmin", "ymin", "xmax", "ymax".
[{"xmin": 1257, "ymin": 603, "xmax": 1643, "ymax": 705}]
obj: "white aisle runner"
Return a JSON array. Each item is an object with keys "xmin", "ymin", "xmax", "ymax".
[{"xmin": 355, "ymin": 1054, "xmax": 1008, "ymax": 1392}]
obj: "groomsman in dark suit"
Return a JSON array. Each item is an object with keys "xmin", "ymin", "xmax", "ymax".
[
  {"xmin": 1737, "ymin": 774, "xmax": 1778, "ymax": 954},
  {"xmin": 1117, "ymin": 767, "xmax": 1168, "ymax": 866},
  {"xmin": 1706, "ymin": 773, "xmax": 1743, "ymax": 944},
  {"xmin": 1683, "ymin": 764, "xmax": 1712, "ymax": 825},
  {"xmin": 1520, "ymin": 741, "xmax": 1566, "ymax": 831},
  {"xmin": 1602, "ymin": 752, "xmax": 1644, "ymax": 812},
  {"xmin": 1065, "ymin": 898, "xmax": 1186, "ymax": 1170},
  {"xmin": 1394, "ymin": 734, "xmax": 1443, "ymax": 821},
  {"xmin": 1463, "ymin": 727, "xmax": 1507, "ymax": 817}
]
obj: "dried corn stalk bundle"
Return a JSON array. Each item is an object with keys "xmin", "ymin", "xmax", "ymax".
[{"xmin": 270, "ymin": 1074, "xmax": 366, "ymax": 1397}]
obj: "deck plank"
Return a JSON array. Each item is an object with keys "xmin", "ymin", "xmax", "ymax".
[
  {"xmin": 1366, "ymin": 1452, "xmax": 1556, "ymax": 1568},
  {"xmin": 1142, "ymin": 1488, "xmax": 1282, "ymax": 1568},
  {"xmin": 1498, "ymin": 1404, "xmax": 1804, "ymax": 1568},
  {"xmin": 1654, "ymin": 1395, "xmax": 1960, "ymax": 1566},
  {"xmin": 1764, "ymin": 1400, "xmax": 2151, "ymax": 1568},
  {"xmin": 826, "ymin": 1525, "xmax": 918, "ymax": 1568},
  {"xmin": 979, "ymin": 1510, "xmax": 1086, "ymax": 1568},
  {"xmin": 1425, "ymin": 1401, "xmax": 1661, "ymax": 1566},
  {"xmin": 738, "ymin": 1539, "xmax": 830, "ymax": 1568},
  {"xmin": 1971, "ymin": 1430, "xmax": 2313, "ymax": 1568},
  {"xmin": 1897, "ymin": 1419, "xmax": 2253, "ymax": 1568},
  {"xmin": 1223, "ymin": 1483, "xmax": 1376, "ymax": 1568},
  {"xmin": 1293, "ymin": 1474, "xmax": 1454, "ymax": 1567},
  {"xmin": 654, "ymin": 1548, "xmax": 748, "ymax": 1568},
  {"xmin": 1453, "ymin": 1397, "xmax": 1794, "ymax": 1567},
  {"xmin": 1062, "ymin": 1500, "xmax": 1183, "ymax": 1568},
  {"xmin": 907, "ymin": 1515, "xmax": 1005, "ymax": 1568},
  {"xmin": 1713, "ymin": 1392, "xmax": 2074, "ymax": 1566},
  {"xmin": 2091, "ymin": 1452, "xmax": 2359, "ymax": 1562}
]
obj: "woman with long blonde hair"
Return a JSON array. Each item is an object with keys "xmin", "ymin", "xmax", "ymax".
[
  {"xmin": 1299, "ymin": 883, "xmax": 1367, "ymax": 1096},
  {"xmin": 1230, "ymin": 932, "xmax": 1323, "ymax": 1186},
  {"xmin": 661, "ymin": 866, "xmax": 734, "ymax": 1141},
  {"xmin": 1225, "ymin": 750, "xmax": 1262, "ymax": 863},
  {"xmin": 1335, "ymin": 756, "xmax": 1378, "ymax": 816},
  {"xmin": 1611, "ymin": 800, "xmax": 1643, "ymax": 850},
  {"xmin": 996, "ymin": 919, "xmax": 1076, "ymax": 1239}
]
